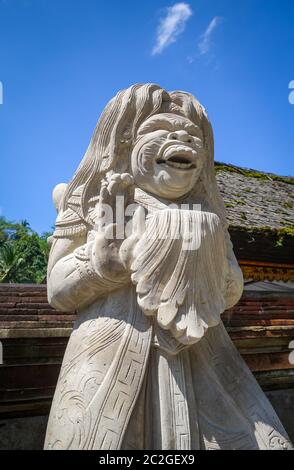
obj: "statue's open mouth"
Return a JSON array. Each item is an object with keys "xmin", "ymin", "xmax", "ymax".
[{"xmin": 156, "ymin": 145, "xmax": 197, "ymax": 170}]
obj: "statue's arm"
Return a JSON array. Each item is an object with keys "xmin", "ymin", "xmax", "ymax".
[
  {"xmin": 47, "ymin": 233, "xmax": 129, "ymax": 312},
  {"xmin": 47, "ymin": 175, "xmax": 135, "ymax": 313},
  {"xmin": 224, "ymin": 231, "xmax": 244, "ymax": 309}
]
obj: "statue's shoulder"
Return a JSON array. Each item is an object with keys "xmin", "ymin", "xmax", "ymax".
[{"xmin": 53, "ymin": 186, "xmax": 88, "ymax": 239}]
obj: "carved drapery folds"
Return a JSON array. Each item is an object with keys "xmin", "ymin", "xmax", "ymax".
[{"xmin": 45, "ymin": 84, "xmax": 292, "ymax": 450}]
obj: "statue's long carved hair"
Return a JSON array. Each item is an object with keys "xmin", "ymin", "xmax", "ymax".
[{"xmin": 61, "ymin": 83, "xmax": 227, "ymax": 228}]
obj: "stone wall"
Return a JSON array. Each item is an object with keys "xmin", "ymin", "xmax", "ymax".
[{"xmin": 1, "ymin": 284, "xmax": 294, "ymax": 449}]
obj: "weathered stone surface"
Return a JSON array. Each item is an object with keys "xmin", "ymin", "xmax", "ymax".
[
  {"xmin": 1, "ymin": 388, "xmax": 294, "ymax": 450},
  {"xmin": 1, "ymin": 284, "xmax": 294, "ymax": 446},
  {"xmin": 267, "ymin": 389, "xmax": 294, "ymax": 442},
  {"xmin": 0, "ymin": 416, "xmax": 48, "ymax": 450},
  {"xmin": 44, "ymin": 84, "xmax": 292, "ymax": 450}
]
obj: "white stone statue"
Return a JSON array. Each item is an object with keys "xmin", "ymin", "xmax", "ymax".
[{"xmin": 44, "ymin": 84, "xmax": 292, "ymax": 450}]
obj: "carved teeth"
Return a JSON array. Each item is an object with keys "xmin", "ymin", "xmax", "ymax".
[
  {"xmin": 158, "ymin": 145, "xmax": 196, "ymax": 169},
  {"xmin": 164, "ymin": 145, "xmax": 191, "ymax": 157},
  {"xmin": 167, "ymin": 161, "xmax": 193, "ymax": 169}
]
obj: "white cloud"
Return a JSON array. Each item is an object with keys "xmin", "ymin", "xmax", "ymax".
[
  {"xmin": 198, "ymin": 16, "xmax": 223, "ymax": 55},
  {"xmin": 152, "ymin": 3, "xmax": 193, "ymax": 55}
]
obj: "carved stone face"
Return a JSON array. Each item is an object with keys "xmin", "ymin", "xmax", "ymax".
[{"xmin": 131, "ymin": 113, "xmax": 205, "ymax": 200}]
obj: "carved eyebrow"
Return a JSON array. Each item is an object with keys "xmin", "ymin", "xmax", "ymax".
[{"xmin": 137, "ymin": 116, "xmax": 202, "ymax": 137}]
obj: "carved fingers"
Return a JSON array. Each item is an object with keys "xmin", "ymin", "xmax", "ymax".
[
  {"xmin": 120, "ymin": 206, "xmax": 146, "ymax": 270},
  {"xmin": 106, "ymin": 173, "xmax": 133, "ymax": 197},
  {"xmin": 88, "ymin": 173, "xmax": 136, "ymax": 280},
  {"xmin": 98, "ymin": 173, "xmax": 133, "ymax": 212},
  {"xmin": 91, "ymin": 224, "xmax": 128, "ymax": 279}
]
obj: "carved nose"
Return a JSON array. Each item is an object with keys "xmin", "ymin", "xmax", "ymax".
[{"xmin": 167, "ymin": 130, "xmax": 192, "ymax": 143}]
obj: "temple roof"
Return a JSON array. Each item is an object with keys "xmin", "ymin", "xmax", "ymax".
[
  {"xmin": 215, "ymin": 162, "xmax": 294, "ymax": 273},
  {"xmin": 215, "ymin": 162, "xmax": 294, "ymax": 230}
]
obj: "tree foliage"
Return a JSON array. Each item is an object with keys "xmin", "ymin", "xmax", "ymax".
[{"xmin": 0, "ymin": 216, "xmax": 52, "ymax": 283}]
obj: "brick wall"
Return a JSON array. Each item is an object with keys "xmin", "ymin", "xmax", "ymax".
[{"xmin": 0, "ymin": 284, "xmax": 294, "ymax": 419}]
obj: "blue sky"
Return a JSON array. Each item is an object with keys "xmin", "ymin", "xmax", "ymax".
[{"xmin": 0, "ymin": 0, "xmax": 293, "ymax": 233}]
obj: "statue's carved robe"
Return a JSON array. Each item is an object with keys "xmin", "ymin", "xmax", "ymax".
[{"xmin": 44, "ymin": 189, "xmax": 292, "ymax": 450}]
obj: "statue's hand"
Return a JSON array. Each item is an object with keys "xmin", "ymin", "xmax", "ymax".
[
  {"xmin": 89, "ymin": 173, "xmax": 134, "ymax": 281},
  {"xmin": 90, "ymin": 223, "xmax": 128, "ymax": 280},
  {"xmin": 93, "ymin": 172, "xmax": 134, "ymax": 231}
]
